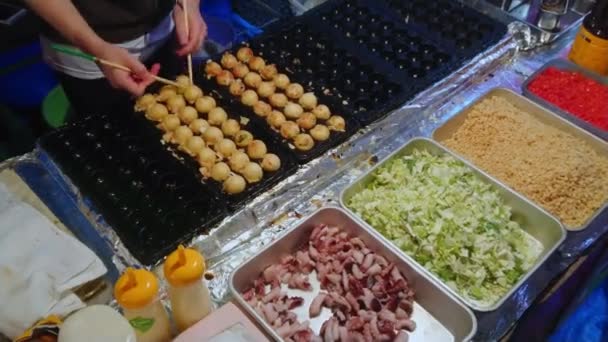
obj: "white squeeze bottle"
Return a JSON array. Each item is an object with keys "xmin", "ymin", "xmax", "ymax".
[
  {"xmin": 114, "ymin": 268, "xmax": 171, "ymax": 342},
  {"xmin": 163, "ymin": 245, "xmax": 213, "ymax": 332}
]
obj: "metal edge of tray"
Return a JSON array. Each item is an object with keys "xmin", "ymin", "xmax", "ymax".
[
  {"xmin": 339, "ymin": 137, "xmax": 566, "ymax": 312},
  {"xmin": 431, "ymin": 87, "xmax": 608, "ymax": 231},
  {"xmin": 229, "ymin": 206, "xmax": 478, "ymax": 341},
  {"xmin": 520, "ymin": 58, "xmax": 608, "ymax": 141}
]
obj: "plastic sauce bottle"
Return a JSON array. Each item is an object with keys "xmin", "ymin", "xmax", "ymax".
[
  {"xmin": 114, "ymin": 268, "xmax": 171, "ymax": 342},
  {"xmin": 569, "ymin": 0, "xmax": 608, "ymax": 75},
  {"xmin": 163, "ymin": 245, "xmax": 213, "ymax": 332}
]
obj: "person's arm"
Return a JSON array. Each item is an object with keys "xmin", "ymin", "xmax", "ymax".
[
  {"xmin": 24, "ymin": 0, "xmax": 157, "ymax": 96},
  {"xmin": 173, "ymin": 0, "xmax": 207, "ymax": 56}
]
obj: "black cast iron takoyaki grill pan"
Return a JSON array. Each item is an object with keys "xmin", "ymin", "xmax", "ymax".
[
  {"xmin": 383, "ymin": 0, "xmax": 507, "ymax": 65},
  {"xmin": 204, "ymin": 0, "xmax": 505, "ymax": 128},
  {"xmin": 39, "ymin": 112, "xmax": 227, "ymax": 265},
  {"xmin": 289, "ymin": 0, "xmax": 505, "ymax": 122}
]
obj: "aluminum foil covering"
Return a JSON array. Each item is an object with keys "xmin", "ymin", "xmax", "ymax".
[{"xmin": 2, "ymin": 23, "xmax": 605, "ymax": 340}]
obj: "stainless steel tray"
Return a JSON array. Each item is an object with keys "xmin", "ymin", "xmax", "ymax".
[
  {"xmin": 230, "ymin": 206, "xmax": 477, "ymax": 341},
  {"xmin": 340, "ymin": 138, "xmax": 566, "ymax": 312},
  {"xmin": 433, "ymin": 87, "xmax": 608, "ymax": 231},
  {"xmin": 521, "ymin": 58, "xmax": 608, "ymax": 141}
]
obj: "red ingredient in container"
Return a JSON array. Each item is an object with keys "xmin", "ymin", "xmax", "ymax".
[{"xmin": 527, "ymin": 67, "xmax": 608, "ymax": 131}]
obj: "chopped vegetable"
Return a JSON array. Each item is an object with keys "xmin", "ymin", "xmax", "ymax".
[
  {"xmin": 347, "ymin": 149, "xmax": 542, "ymax": 306},
  {"xmin": 528, "ymin": 67, "xmax": 608, "ymax": 131}
]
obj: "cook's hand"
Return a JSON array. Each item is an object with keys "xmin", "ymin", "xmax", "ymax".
[
  {"xmin": 95, "ymin": 42, "xmax": 160, "ymax": 96},
  {"xmin": 174, "ymin": 0, "xmax": 207, "ymax": 56}
]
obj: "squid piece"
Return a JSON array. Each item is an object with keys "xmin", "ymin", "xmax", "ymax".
[{"xmin": 309, "ymin": 293, "xmax": 327, "ymax": 318}]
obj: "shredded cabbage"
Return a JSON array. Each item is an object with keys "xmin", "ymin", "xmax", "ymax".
[{"xmin": 347, "ymin": 149, "xmax": 542, "ymax": 307}]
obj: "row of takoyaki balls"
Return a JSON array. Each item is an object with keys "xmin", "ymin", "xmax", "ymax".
[
  {"xmin": 135, "ymin": 75, "xmax": 281, "ymax": 194},
  {"xmin": 204, "ymin": 46, "xmax": 346, "ymax": 152}
]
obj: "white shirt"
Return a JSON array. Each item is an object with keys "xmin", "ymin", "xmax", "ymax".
[{"xmin": 40, "ymin": 13, "xmax": 175, "ymax": 80}]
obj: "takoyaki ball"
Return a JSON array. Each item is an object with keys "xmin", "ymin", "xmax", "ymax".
[
  {"xmin": 146, "ymin": 103, "xmax": 169, "ymax": 121},
  {"xmin": 189, "ymin": 118, "xmax": 210, "ymax": 134},
  {"xmin": 298, "ymin": 92, "xmax": 317, "ymax": 110},
  {"xmin": 202, "ymin": 126, "xmax": 224, "ymax": 145},
  {"xmin": 269, "ymin": 93, "xmax": 288, "ymax": 108},
  {"xmin": 247, "ymin": 140, "xmax": 267, "ymax": 159},
  {"xmin": 176, "ymin": 75, "xmax": 191, "ymax": 90},
  {"xmin": 267, "ymin": 111, "xmax": 286, "ymax": 129},
  {"xmin": 257, "ymin": 82, "xmax": 276, "ymax": 98},
  {"xmin": 242, "ymin": 162, "xmax": 263, "ymax": 183},
  {"xmin": 253, "ymin": 101, "xmax": 272, "ymax": 117},
  {"xmin": 217, "ymin": 70, "xmax": 234, "ymax": 86},
  {"xmin": 260, "ymin": 64, "xmax": 278, "ymax": 81},
  {"xmin": 223, "ymin": 174, "xmax": 246, "ymax": 194},
  {"xmin": 197, "ymin": 147, "xmax": 217, "ymax": 168},
  {"xmin": 237, "ymin": 47, "xmax": 254, "ymax": 63},
  {"xmin": 183, "ymin": 85, "xmax": 203, "ymax": 104},
  {"xmin": 241, "ymin": 90, "xmax": 259, "ymax": 107},
  {"xmin": 157, "ymin": 86, "xmax": 178, "ymax": 102},
  {"xmin": 310, "ymin": 124, "xmax": 330, "ymax": 141},
  {"xmin": 174, "ymin": 126, "xmax": 194, "ymax": 145},
  {"xmin": 244, "ymin": 72, "xmax": 262, "ymax": 88},
  {"xmin": 261, "ymin": 154, "xmax": 281, "ymax": 172},
  {"xmin": 286, "ymin": 83, "xmax": 304, "ymax": 99},
  {"xmin": 178, "ymin": 106, "xmax": 198, "ymax": 124},
  {"xmin": 185, "ymin": 136, "xmax": 205, "ymax": 156},
  {"xmin": 234, "ymin": 130, "xmax": 254, "ymax": 148},
  {"xmin": 221, "ymin": 53, "xmax": 238, "ymax": 69},
  {"xmin": 211, "ymin": 162, "xmax": 231, "ymax": 182},
  {"xmin": 294, "ymin": 133, "xmax": 315, "ymax": 151},
  {"xmin": 214, "ymin": 138, "xmax": 237, "ymax": 158},
  {"xmin": 221, "ymin": 119, "xmax": 240, "ymax": 137},
  {"xmin": 205, "ymin": 61, "xmax": 222, "ymax": 77},
  {"xmin": 248, "ymin": 56, "xmax": 266, "ymax": 72},
  {"xmin": 167, "ymin": 95, "xmax": 186, "ymax": 114},
  {"xmin": 229, "ymin": 79, "xmax": 246, "ymax": 96},
  {"xmin": 274, "ymin": 74, "xmax": 290, "ymax": 89},
  {"xmin": 280, "ymin": 121, "xmax": 300, "ymax": 139},
  {"xmin": 284, "ymin": 102, "xmax": 304, "ymax": 120},
  {"xmin": 232, "ymin": 63, "xmax": 249, "ymax": 79},
  {"xmin": 229, "ymin": 151, "xmax": 250, "ymax": 172},
  {"xmin": 312, "ymin": 104, "xmax": 331, "ymax": 120},
  {"xmin": 195, "ymin": 96, "xmax": 216, "ymax": 113},
  {"xmin": 162, "ymin": 132, "xmax": 173, "ymax": 144},
  {"xmin": 161, "ymin": 115, "xmax": 181, "ymax": 131},
  {"xmin": 208, "ymin": 107, "xmax": 228, "ymax": 126},
  {"xmin": 327, "ymin": 115, "xmax": 346, "ymax": 132},
  {"xmin": 135, "ymin": 94, "xmax": 156, "ymax": 112},
  {"xmin": 296, "ymin": 112, "xmax": 317, "ymax": 130}
]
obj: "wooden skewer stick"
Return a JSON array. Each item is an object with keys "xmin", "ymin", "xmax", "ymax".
[
  {"xmin": 183, "ymin": 0, "xmax": 194, "ymax": 84},
  {"xmin": 98, "ymin": 59, "xmax": 181, "ymax": 88}
]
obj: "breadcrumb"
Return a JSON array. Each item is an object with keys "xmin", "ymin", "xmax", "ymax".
[{"xmin": 442, "ymin": 96, "xmax": 608, "ymax": 228}]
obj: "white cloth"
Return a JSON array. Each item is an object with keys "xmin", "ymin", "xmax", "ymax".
[
  {"xmin": 0, "ymin": 184, "xmax": 107, "ymax": 339},
  {"xmin": 40, "ymin": 13, "xmax": 175, "ymax": 80}
]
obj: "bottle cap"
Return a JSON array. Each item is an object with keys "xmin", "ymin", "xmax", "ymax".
[
  {"xmin": 114, "ymin": 268, "xmax": 159, "ymax": 310},
  {"xmin": 164, "ymin": 245, "xmax": 206, "ymax": 286}
]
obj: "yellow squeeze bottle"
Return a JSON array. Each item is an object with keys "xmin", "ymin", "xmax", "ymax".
[
  {"xmin": 114, "ymin": 268, "xmax": 171, "ymax": 342},
  {"xmin": 164, "ymin": 245, "xmax": 213, "ymax": 332}
]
